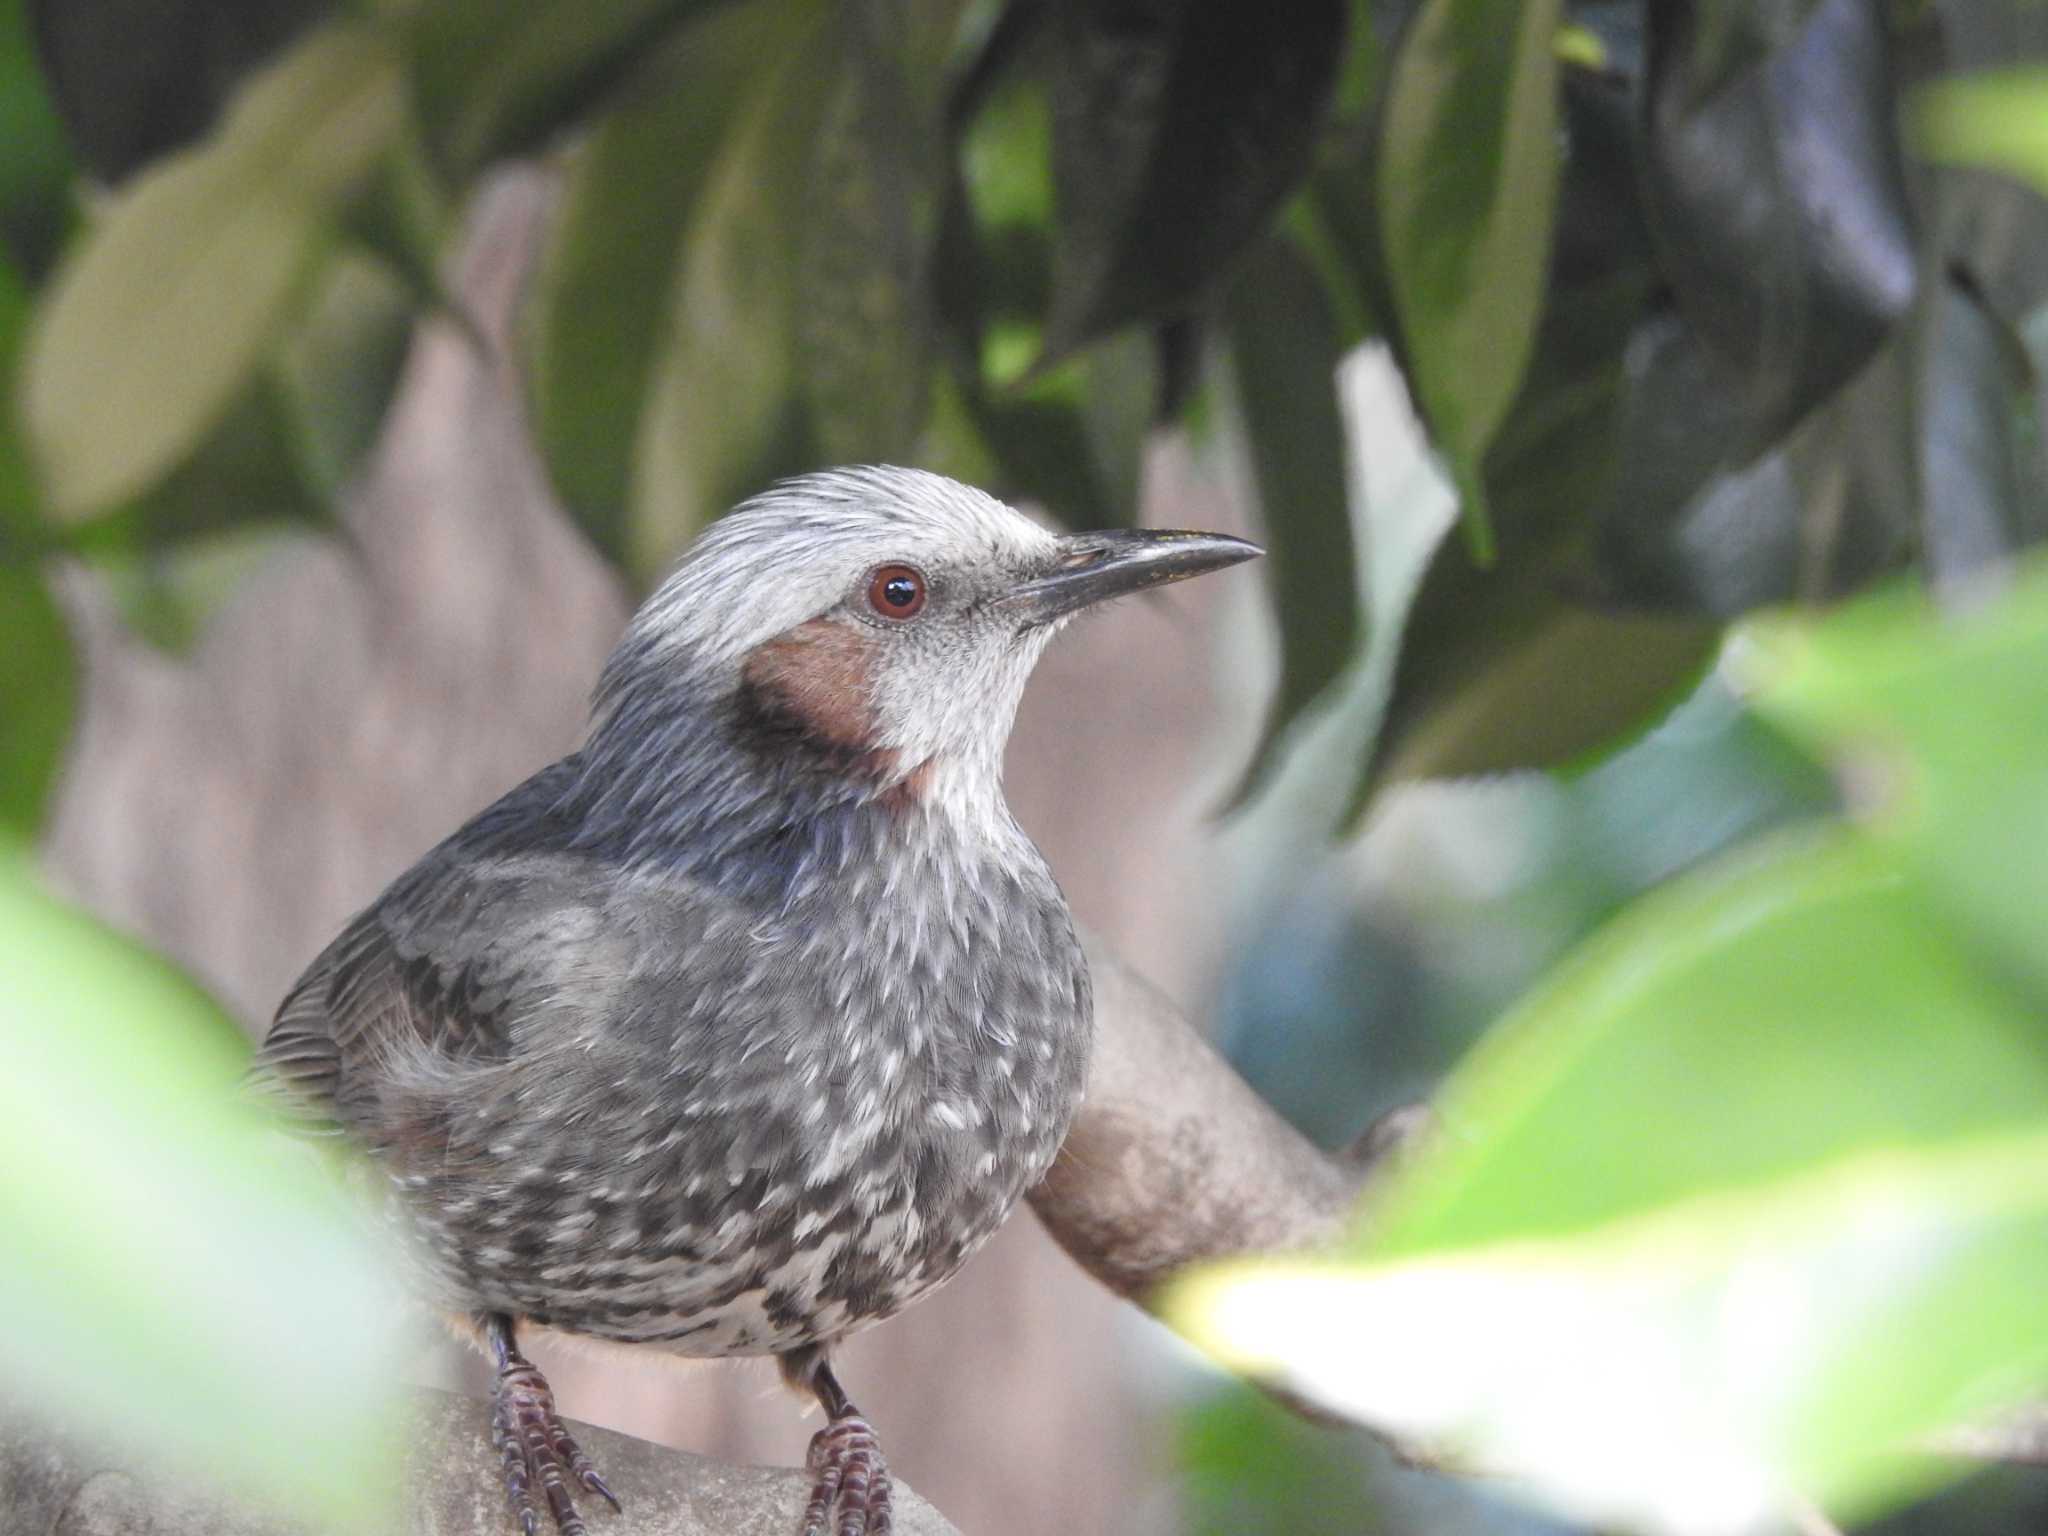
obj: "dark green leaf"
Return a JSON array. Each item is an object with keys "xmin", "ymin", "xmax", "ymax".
[
  {"xmin": 526, "ymin": 0, "xmax": 820, "ymax": 539},
  {"xmin": 795, "ymin": 3, "xmax": 943, "ymax": 465},
  {"xmin": 0, "ymin": 249, "xmax": 39, "ymax": 549},
  {"xmin": 0, "ymin": 565, "xmax": 72, "ymax": 840},
  {"xmin": 275, "ymin": 250, "xmax": 415, "ymax": 501},
  {"xmin": 1377, "ymin": 0, "xmax": 1564, "ymax": 559},
  {"xmin": 1223, "ymin": 234, "xmax": 1358, "ymax": 803},
  {"xmin": 0, "ymin": 0, "xmax": 75, "ymax": 276},
  {"xmin": 1039, "ymin": 0, "xmax": 1346, "ymax": 357},
  {"xmin": 23, "ymin": 22, "xmax": 402, "ymax": 519},
  {"xmin": 1643, "ymin": 0, "xmax": 1917, "ymax": 453},
  {"xmin": 405, "ymin": 0, "xmax": 733, "ymax": 178},
  {"xmin": 623, "ymin": 16, "xmax": 839, "ymax": 581},
  {"xmin": 29, "ymin": 0, "xmax": 332, "ymax": 183}
]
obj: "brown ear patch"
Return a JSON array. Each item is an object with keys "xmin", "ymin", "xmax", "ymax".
[{"xmin": 735, "ymin": 617, "xmax": 890, "ymax": 771}]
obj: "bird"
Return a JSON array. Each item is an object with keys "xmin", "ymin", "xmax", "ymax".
[{"xmin": 248, "ymin": 465, "xmax": 1259, "ymax": 1536}]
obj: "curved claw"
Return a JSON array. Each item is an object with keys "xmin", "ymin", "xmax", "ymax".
[
  {"xmin": 490, "ymin": 1355, "xmax": 621, "ymax": 1535},
  {"xmin": 803, "ymin": 1413, "xmax": 893, "ymax": 1536}
]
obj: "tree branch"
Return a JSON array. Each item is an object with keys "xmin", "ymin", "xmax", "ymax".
[
  {"xmin": 0, "ymin": 1391, "xmax": 958, "ymax": 1536},
  {"xmin": 1028, "ymin": 931, "xmax": 1416, "ymax": 1302}
]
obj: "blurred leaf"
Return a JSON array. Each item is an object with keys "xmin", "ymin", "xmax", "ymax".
[
  {"xmin": 1040, "ymin": 0, "xmax": 1346, "ymax": 357},
  {"xmin": 405, "ymin": 0, "xmax": 730, "ymax": 178},
  {"xmin": 0, "ymin": 856, "xmax": 403, "ymax": 1521},
  {"xmin": 1223, "ymin": 234, "xmax": 1358, "ymax": 803},
  {"xmin": 1642, "ymin": 0, "xmax": 1917, "ymax": 454},
  {"xmin": 0, "ymin": 566, "xmax": 72, "ymax": 840},
  {"xmin": 275, "ymin": 250, "xmax": 416, "ymax": 500},
  {"xmin": 29, "ymin": 0, "xmax": 332, "ymax": 184},
  {"xmin": 1912, "ymin": 65, "xmax": 2048, "ymax": 202},
  {"xmin": 527, "ymin": 0, "xmax": 814, "ymax": 538},
  {"xmin": 625, "ymin": 19, "xmax": 837, "ymax": 581},
  {"xmin": 0, "ymin": 247, "xmax": 39, "ymax": 546},
  {"xmin": 794, "ymin": 3, "xmax": 940, "ymax": 465},
  {"xmin": 1377, "ymin": 0, "xmax": 1564, "ymax": 559},
  {"xmin": 23, "ymin": 22, "xmax": 402, "ymax": 519},
  {"xmin": 1177, "ymin": 830, "xmax": 2048, "ymax": 1532},
  {"xmin": 1751, "ymin": 557, "xmax": 2048, "ymax": 1007},
  {"xmin": 98, "ymin": 526, "xmax": 308, "ymax": 655},
  {"xmin": 0, "ymin": 0, "xmax": 74, "ymax": 275},
  {"xmin": 1370, "ymin": 596, "xmax": 1715, "ymax": 791}
]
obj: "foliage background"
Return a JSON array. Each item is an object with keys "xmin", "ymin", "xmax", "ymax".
[{"xmin": 9, "ymin": 1, "xmax": 2048, "ymax": 1532}]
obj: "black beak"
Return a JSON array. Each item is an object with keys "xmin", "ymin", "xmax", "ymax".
[{"xmin": 1001, "ymin": 528, "xmax": 1263, "ymax": 627}]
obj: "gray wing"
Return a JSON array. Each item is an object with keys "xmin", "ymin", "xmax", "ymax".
[{"xmin": 247, "ymin": 759, "xmax": 639, "ymax": 1139}]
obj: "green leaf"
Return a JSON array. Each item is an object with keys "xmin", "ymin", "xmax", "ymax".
[
  {"xmin": 97, "ymin": 526, "xmax": 309, "ymax": 656},
  {"xmin": 1175, "ymin": 830, "xmax": 2048, "ymax": 1532},
  {"xmin": 624, "ymin": 15, "xmax": 839, "ymax": 581},
  {"xmin": 1039, "ymin": 0, "xmax": 1347, "ymax": 357},
  {"xmin": 405, "ymin": 0, "xmax": 731, "ymax": 178},
  {"xmin": 795, "ymin": 8, "xmax": 939, "ymax": 466},
  {"xmin": 0, "ymin": 0, "xmax": 76, "ymax": 275},
  {"xmin": 1378, "ymin": 0, "xmax": 1564, "ymax": 559},
  {"xmin": 0, "ymin": 247, "xmax": 40, "ymax": 547},
  {"xmin": 0, "ymin": 566, "xmax": 72, "ymax": 840},
  {"xmin": 273, "ymin": 249, "xmax": 417, "ymax": 502},
  {"xmin": 526, "ymin": 0, "xmax": 819, "ymax": 536},
  {"xmin": 1911, "ymin": 65, "xmax": 2048, "ymax": 201},
  {"xmin": 1222, "ymin": 234, "xmax": 1359, "ymax": 803},
  {"xmin": 0, "ymin": 857, "xmax": 403, "ymax": 1521},
  {"xmin": 23, "ymin": 21, "xmax": 403, "ymax": 519},
  {"xmin": 1180, "ymin": 1125, "xmax": 2048, "ymax": 1534},
  {"xmin": 1749, "ymin": 557, "xmax": 2048, "ymax": 1007}
]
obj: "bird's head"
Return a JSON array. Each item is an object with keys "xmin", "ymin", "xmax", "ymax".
[{"xmin": 585, "ymin": 466, "xmax": 1258, "ymax": 822}]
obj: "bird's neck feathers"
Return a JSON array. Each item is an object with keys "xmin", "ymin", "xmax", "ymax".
[{"xmin": 564, "ymin": 618, "xmax": 1018, "ymax": 882}]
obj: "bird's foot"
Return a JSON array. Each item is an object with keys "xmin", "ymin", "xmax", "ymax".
[
  {"xmin": 802, "ymin": 1412, "xmax": 892, "ymax": 1536},
  {"xmin": 489, "ymin": 1353, "xmax": 621, "ymax": 1536}
]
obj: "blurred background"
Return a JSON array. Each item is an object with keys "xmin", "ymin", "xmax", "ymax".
[{"xmin": 9, "ymin": 1, "xmax": 2048, "ymax": 1533}]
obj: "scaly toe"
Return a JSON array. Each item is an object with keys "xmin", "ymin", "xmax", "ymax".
[
  {"xmin": 803, "ymin": 1415, "xmax": 891, "ymax": 1536},
  {"xmin": 492, "ymin": 1358, "xmax": 620, "ymax": 1534}
]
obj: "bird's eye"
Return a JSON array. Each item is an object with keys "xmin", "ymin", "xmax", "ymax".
[{"xmin": 865, "ymin": 564, "xmax": 928, "ymax": 621}]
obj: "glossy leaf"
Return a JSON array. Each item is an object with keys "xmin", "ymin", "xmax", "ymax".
[
  {"xmin": 0, "ymin": 565, "xmax": 71, "ymax": 840},
  {"xmin": 1177, "ymin": 831, "xmax": 2048, "ymax": 1532},
  {"xmin": 0, "ymin": 856, "xmax": 403, "ymax": 1521},
  {"xmin": 1377, "ymin": 0, "xmax": 1564, "ymax": 558},
  {"xmin": 405, "ymin": 0, "xmax": 729, "ymax": 178},
  {"xmin": 1223, "ymin": 234, "xmax": 1359, "ymax": 802},
  {"xmin": 1642, "ymin": 0, "xmax": 1916, "ymax": 454},
  {"xmin": 29, "ymin": 0, "xmax": 332, "ymax": 183},
  {"xmin": 1040, "ymin": 0, "xmax": 1346, "ymax": 358},
  {"xmin": 23, "ymin": 22, "xmax": 402, "ymax": 519},
  {"xmin": 527, "ymin": 0, "xmax": 821, "ymax": 542}
]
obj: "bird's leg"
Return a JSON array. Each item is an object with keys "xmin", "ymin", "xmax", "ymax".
[
  {"xmin": 483, "ymin": 1313, "xmax": 620, "ymax": 1536},
  {"xmin": 780, "ymin": 1347, "xmax": 893, "ymax": 1536}
]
